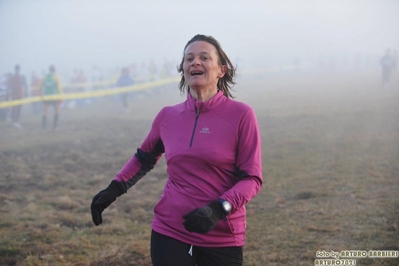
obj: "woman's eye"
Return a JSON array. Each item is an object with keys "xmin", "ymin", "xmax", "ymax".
[
  {"xmin": 202, "ymin": 56, "xmax": 208, "ymax": 60},
  {"xmin": 186, "ymin": 57, "xmax": 193, "ymax": 62}
]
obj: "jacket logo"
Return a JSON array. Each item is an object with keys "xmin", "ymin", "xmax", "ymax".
[{"xmin": 200, "ymin": 127, "xmax": 210, "ymax": 134}]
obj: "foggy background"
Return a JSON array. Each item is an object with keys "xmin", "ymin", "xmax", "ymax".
[{"xmin": 1, "ymin": 0, "xmax": 399, "ymax": 80}]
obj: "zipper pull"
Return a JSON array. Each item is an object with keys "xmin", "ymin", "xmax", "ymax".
[{"xmin": 188, "ymin": 245, "xmax": 193, "ymax": 256}]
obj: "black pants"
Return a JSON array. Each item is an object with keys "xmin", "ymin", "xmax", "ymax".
[{"xmin": 151, "ymin": 230, "xmax": 243, "ymax": 266}]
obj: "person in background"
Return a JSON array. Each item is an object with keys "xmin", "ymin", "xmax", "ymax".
[
  {"xmin": 91, "ymin": 34, "xmax": 263, "ymax": 265},
  {"xmin": 39, "ymin": 65, "xmax": 62, "ymax": 129},
  {"xmin": 76, "ymin": 69, "xmax": 88, "ymax": 107},
  {"xmin": 30, "ymin": 71, "xmax": 42, "ymax": 115},
  {"xmin": 7, "ymin": 64, "xmax": 28, "ymax": 128},
  {"xmin": 116, "ymin": 67, "xmax": 135, "ymax": 113},
  {"xmin": 380, "ymin": 49, "xmax": 394, "ymax": 88}
]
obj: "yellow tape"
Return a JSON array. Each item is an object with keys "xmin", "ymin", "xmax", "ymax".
[
  {"xmin": 0, "ymin": 76, "xmax": 180, "ymax": 109},
  {"xmin": 29, "ymin": 75, "xmax": 150, "ymax": 93}
]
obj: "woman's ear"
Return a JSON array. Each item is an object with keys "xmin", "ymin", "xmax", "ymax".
[{"xmin": 218, "ymin": 65, "xmax": 227, "ymax": 78}]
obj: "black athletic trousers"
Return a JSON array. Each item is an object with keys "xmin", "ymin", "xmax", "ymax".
[{"xmin": 150, "ymin": 230, "xmax": 243, "ymax": 266}]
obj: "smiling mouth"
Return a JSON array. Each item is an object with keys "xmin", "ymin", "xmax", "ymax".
[{"xmin": 190, "ymin": 71, "xmax": 204, "ymax": 76}]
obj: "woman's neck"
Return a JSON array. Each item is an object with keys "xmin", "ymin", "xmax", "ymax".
[{"xmin": 190, "ymin": 87, "xmax": 218, "ymax": 102}]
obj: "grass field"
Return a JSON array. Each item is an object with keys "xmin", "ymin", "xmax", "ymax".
[{"xmin": 0, "ymin": 70, "xmax": 398, "ymax": 265}]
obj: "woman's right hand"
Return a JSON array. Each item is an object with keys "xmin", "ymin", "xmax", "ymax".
[{"xmin": 90, "ymin": 180, "xmax": 126, "ymax": 225}]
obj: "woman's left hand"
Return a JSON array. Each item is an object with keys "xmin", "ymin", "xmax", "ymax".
[{"xmin": 182, "ymin": 200, "xmax": 224, "ymax": 234}]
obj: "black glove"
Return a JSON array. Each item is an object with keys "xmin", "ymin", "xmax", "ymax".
[
  {"xmin": 91, "ymin": 180, "xmax": 126, "ymax": 226},
  {"xmin": 182, "ymin": 200, "xmax": 225, "ymax": 234}
]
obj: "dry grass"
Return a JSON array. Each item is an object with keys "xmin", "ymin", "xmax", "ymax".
[{"xmin": 0, "ymin": 71, "xmax": 398, "ymax": 265}]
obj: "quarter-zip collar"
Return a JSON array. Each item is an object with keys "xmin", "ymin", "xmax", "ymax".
[{"xmin": 186, "ymin": 90, "xmax": 225, "ymax": 113}]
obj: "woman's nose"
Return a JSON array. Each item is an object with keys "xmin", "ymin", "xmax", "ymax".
[{"xmin": 191, "ymin": 57, "xmax": 201, "ymax": 65}]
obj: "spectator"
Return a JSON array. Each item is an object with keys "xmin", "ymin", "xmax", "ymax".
[
  {"xmin": 30, "ymin": 71, "xmax": 42, "ymax": 115},
  {"xmin": 116, "ymin": 67, "xmax": 135, "ymax": 113},
  {"xmin": 7, "ymin": 64, "xmax": 27, "ymax": 128},
  {"xmin": 39, "ymin": 65, "xmax": 62, "ymax": 129}
]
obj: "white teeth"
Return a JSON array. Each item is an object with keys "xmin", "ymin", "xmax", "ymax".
[{"xmin": 191, "ymin": 71, "xmax": 203, "ymax": 75}]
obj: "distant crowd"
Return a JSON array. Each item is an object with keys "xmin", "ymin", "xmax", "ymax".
[{"xmin": 0, "ymin": 59, "xmax": 177, "ymax": 129}]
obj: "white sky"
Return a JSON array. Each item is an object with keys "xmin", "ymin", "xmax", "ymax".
[{"xmin": 1, "ymin": 0, "xmax": 398, "ymax": 78}]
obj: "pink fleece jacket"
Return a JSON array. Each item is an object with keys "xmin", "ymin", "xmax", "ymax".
[{"xmin": 115, "ymin": 90, "xmax": 263, "ymax": 247}]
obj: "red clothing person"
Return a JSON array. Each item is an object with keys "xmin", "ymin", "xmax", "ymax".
[{"xmin": 8, "ymin": 65, "xmax": 27, "ymax": 128}]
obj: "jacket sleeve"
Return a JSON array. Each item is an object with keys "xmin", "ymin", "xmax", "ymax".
[
  {"xmin": 114, "ymin": 109, "xmax": 165, "ymax": 191},
  {"xmin": 221, "ymin": 107, "xmax": 263, "ymax": 213}
]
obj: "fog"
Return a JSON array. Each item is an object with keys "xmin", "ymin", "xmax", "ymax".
[{"xmin": 1, "ymin": 0, "xmax": 399, "ymax": 79}]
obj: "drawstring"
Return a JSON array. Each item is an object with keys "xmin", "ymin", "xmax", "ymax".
[{"xmin": 188, "ymin": 245, "xmax": 193, "ymax": 256}]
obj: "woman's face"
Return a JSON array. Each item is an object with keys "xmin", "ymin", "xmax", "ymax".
[{"xmin": 183, "ymin": 41, "xmax": 226, "ymax": 91}]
